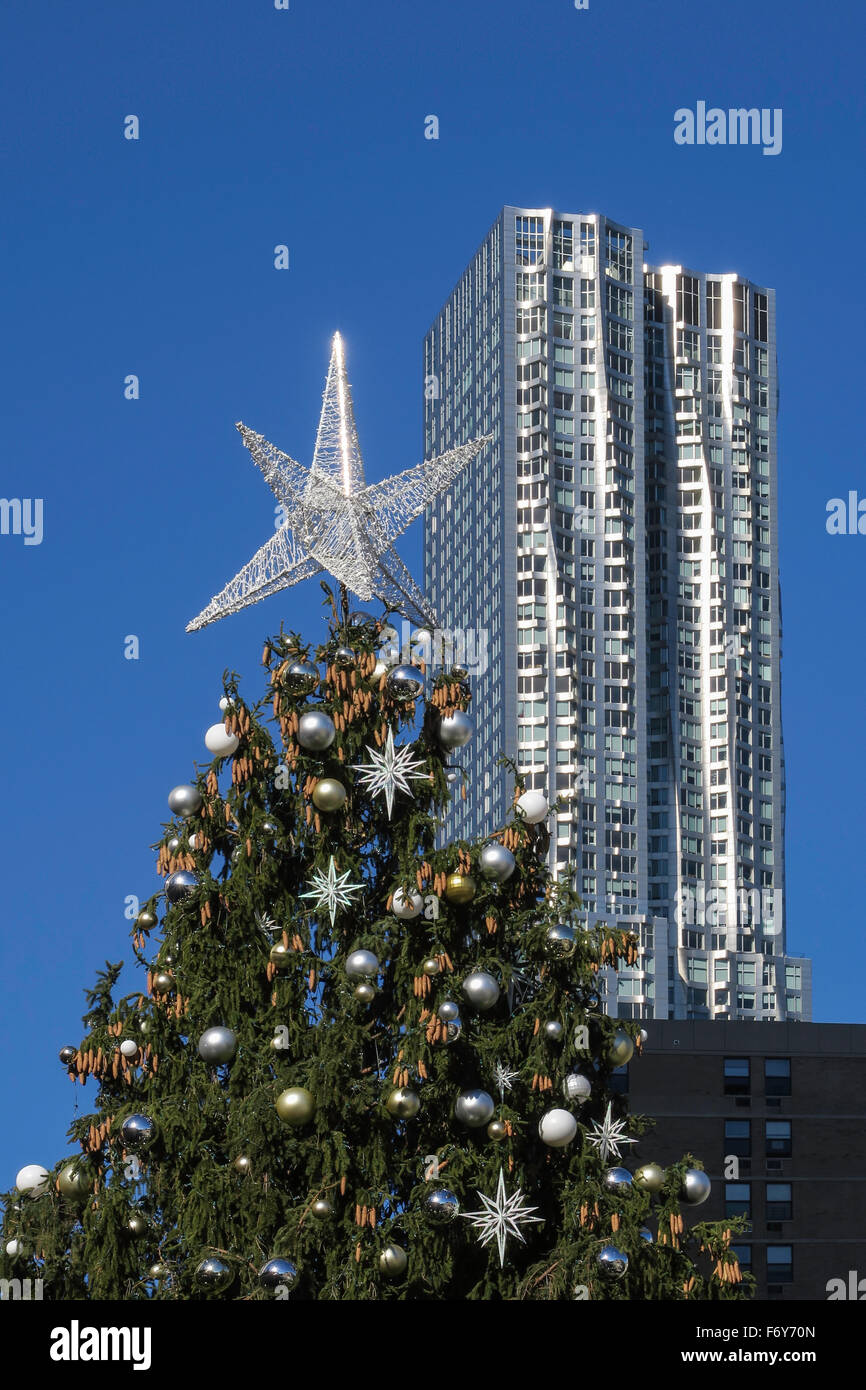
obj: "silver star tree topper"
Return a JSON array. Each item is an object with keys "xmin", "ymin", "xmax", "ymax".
[{"xmin": 187, "ymin": 333, "xmax": 491, "ymax": 631}]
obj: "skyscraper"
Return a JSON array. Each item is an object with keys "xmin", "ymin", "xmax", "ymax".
[{"xmin": 423, "ymin": 205, "xmax": 811, "ymax": 1023}]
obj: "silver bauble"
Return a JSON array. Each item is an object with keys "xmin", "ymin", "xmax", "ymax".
[
  {"xmin": 127, "ymin": 1214, "xmax": 148, "ymax": 1238},
  {"xmin": 444, "ymin": 1018, "xmax": 463, "ymax": 1043},
  {"xmin": 603, "ymin": 1167, "xmax": 634, "ymax": 1194},
  {"xmin": 445, "ymin": 769, "xmax": 460, "ymax": 786},
  {"xmin": 479, "ymin": 842, "xmax": 516, "ymax": 883},
  {"xmin": 297, "ymin": 709, "xmax": 336, "ymax": 751},
  {"xmin": 583, "ymin": 989, "xmax": 601, "ymax": 1012},
  {"xmin": 196, "ymin": 1257, "xmax": 233, "ymax": 1292},
  {"xmin": 682, "ymin": 1168, "xmax": 711, "ymax": 1205},
  {"xmin": 233, "ymin": 1156, "xmax": 251, "ymax": 1174},
  {"xmin": 438, "ymin": 710, "xmax": 474, "ymax": 750},
  {"xmin": 166, "ymin": 836, "xmax": 181, "ymax": 855},
  {"xmin": 385, "ymin": 664, "xmax": 425, "ymax": 702},
  {"xmin": 421, "ymin": 957, "xmax": 441, "ymax": 976},
  {"xmin": 562, "ymin": 1072, "xmax": 592, "ymax": 1104},
  {"xmin": 168, "ymin": 784, "xmax": 202, "ymax": 819},
  {"xmin": 543, "ymin": 1020, "xmax": 564, "ymax": 1042},
  {"xmin": 454, "ymin": 1088, "xmax": 495, "ymax": 1127},
  {"xmin": 608, "ymin": 1028, "xmax": 635, "ymax": 1067},
  {"xmin": 386, "ymin": 1087, "xmax": 421, "ymax": 1119},
  {"xmin": 165, "ymin": 870, "xmax": 198, "ymax": 904},
  {"xmin": 275, "ymin": 1087, "xmax": 316, "ymax": 1126},
  {"xmin": 597, "ymin": 1245, "xmax": 628, "ymax": 1279},
  {"xmin": 312, "ymin": 778, "xmax": 347, "ymax": 812},
  {"xmin": 545, "ymin": 923, "xmax": 577, "ymax": 959},
  {"xmin": 462, "ymin": 970, "xmax": 500, "ymax": 1011},
  {"xmin": 424, "ymin": 1188, "xmax": 459, "ymax": 1223},
  {"xmin": 392, "ymin": 887, "xmax": 423, "ymax": 919},
  {"xmin": 639, "ymin": 1227, "xmax": 654, "ymax": 1244},
  {"xmin": 346, "ymin": 948, "xmax": 379, "ymax": 979},
  {"xmin": 347, "ymin": 609, "xmax": 377, "ymax": 633},
  {"xmin": 152, "ymin": 970, "xmax": 174, "ymax": 996},
  {"xmin": 639, "ymin": 1029, "xmax": 648, "ymax": 1046},
  {"xmin": 119, "ymin": 1039, "xmax": 140, "ymax": 1061},
  {"xmin": 197, "ymin": 1026, "xmax": 238, "ymax": 1065},
  {"xmin": 354, "ymin": 982, "xmax": 375, "ymax": 1003},
  {"xmin": 58, "ymin": 1046, "xmax": 77, "ymax": 1065},
  {"xmin": 259, "ymin": 1257, "xmax": 299, "ymax": 1291},
  {"xmin": 148, "ymin": 1262, "xmax": 168, "ymax": 1280},
  {"xmin": 120, "ymin": 1114, "xmax": 156, "ymax": 1151},
  {"xmin": 312, "ymin": 1198, "xmax": 334, "ymax": 1219},
  {"xmin": 633, "ymin": 1163, "xmax": 666, "ymax": 1194},
  {"xmin": 334, "ymin": 644, "xmax": 356, "ymax": 668},
  {"xmin": 379, "ymin": 1244, "xmax": 408, "ymax": 1278},
  {"xmin": 437, "ymin": 1001, "xmax": 460, "ymax": 1022},
  {"xmin": 538, "ymin": 1108, "xmax": 578, "ymax": 1148},
  {"xmin": 284, "ymin": 660, "xmax": 319, "ymax": 694},
  {"xmin": 260, "ymin": 820, "xmax": 278, "ymax": 836}
]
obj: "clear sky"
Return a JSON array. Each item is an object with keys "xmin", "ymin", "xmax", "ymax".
[{"xmin": 1, "ymin": 0, "xmax": 864, "ymax": 1184}]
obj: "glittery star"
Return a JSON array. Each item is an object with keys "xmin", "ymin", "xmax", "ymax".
[
  {"xmin": 585, "ymin": 1102, "xmax": 638, "ymax": 1164},
  {"xmin": 460, "ymin": 1168, "xmax": 543, "ymax": 1267},
  {"xmin": 492, "ymin": 1060, "xmax": 520, "ymax": 1101},
  {"xmin": 350, "ymin": 726, "xmax": 429, "ymax": 818},
  {"xmin": 300, "ymin": 856, "xmax": 363, "ymax": 927}
]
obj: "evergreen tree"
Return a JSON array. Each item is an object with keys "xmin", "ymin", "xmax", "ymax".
[{"xmin": 0, "ymin": 598, "xmax": 749, "ymax": 1300}]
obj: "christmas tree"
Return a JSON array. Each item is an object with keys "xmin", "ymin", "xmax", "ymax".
[{"xmin": 0, "ymin": 338, "xmax": 750, "ymax": 1302}]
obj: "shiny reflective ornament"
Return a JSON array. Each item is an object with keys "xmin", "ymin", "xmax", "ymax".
[
  {"xmin": 165, "ymin": 870, "xmax": 198, "ymax": 904},
  {"xmin": 120, "ymin": 1114, "xmax": 156, "ymax": 1151},
  {"xmin": 479, "ymin": 842, "xmax": 516, "ymax": 883},
  {"xmin": 545, "ymin": 923, "xmax": 577, "ymax": 959},
  {"xmin": 135, "ymin": 908, "xmax": 158, "ymax": 931},
  {"xmin": 148, "ymin": 1262, "xmax": 168, "ymax": 1279},
  {"xmin": 275, "ymin": 1087, "xmax": 316, "ymax": 1126},
  {"xmin": 597, "ymin": 1245, "xmax": 628, "ymax": 1280},
  {"xmin": 119, "ymin": 1039, "xmax": 140, "ymax": 1061},
  {"xmin": 682, "ymin": 1168, "xmax": 711, "ymax": 1205},
  {"xmin": 312, "ymin": 778, "xmax": 347, "ymax": 812},
  {"xmin": 562, "ymin": 1072, "xmax": 592, "ymax": 1104},
  {"xmin": 151, "ymin": 971, "xmax": 174, "ymax": 996},
  {"xmin": 639, "ymin": 1029, "xmax": 648, "ymax": 1046},
  {"xmin": 260, "ymin": 820, "xmax": 278, "ymax": 836},
  {"xmin": 639, "ymin": 1227, "xmax": 654, "ymax": 1244},
  {"xmin": 166, "ymin": 836, "xmax": 181, "ymax": 855},
  {"xmin": 284, "ymin": 660, "xmax": 319, "ymax": 694},
  {"xmin": 424, "ymin": 1188, "xmax": 459, "ymax": 1223},
  {"xmin": 487, "ymin": 1119, "xmax": 507, "ymax": 1141},
  {"xmin": 372, "ymin": 658, "xmax": 389, "ymax": 679},
  {"xmin": 437, "ymin": 1000, "xmax": 460, "ymax": 1022},
  {"xmin": 57, "ymin": 1163, "xmax": 90, "ymax": 1201},
  {"xmin": 348, "ymin": 610, "xmax": 377, "ymax": 633},
  {"xmin": 334, "ymin": 644, "xmax": 356, "ymax": 668},
  {"xmin": 205, "ymin": 723, "xmax": 240, "ymax": 758},
  {"xmin": 450, "ymin": 664, "xmax": 469, "ymax": 681},
  {"xmin": 421, "ymin": 957, "xmax": 441, "ymax": 976},
  {"xmin": 454, "ymin": 1088, "xmax": 495, "ymax": 1127},
  {"xmin": 462, "ymin": 970, "xmax": 500, "ymax": 1010},
  {"xmin": 127, "ymin": 1214, "xmax": 148, "ymax": 1238},
  {"xmin": 58, "ymin": 1046, "xmax": 77, "ymax": 1066},
  {"xmin": 444, "ymin": 769, "xmax": 460, "ymax": 786},
  {"xmin": 197, "ymin": 1026, "xmax": 237, "ymax": 1065},
  {"xmin": 379, "ymin": 1244, "xmax": 408, "ymax": 1278},
  {"xmin": 438, "ymin": 710, "xmax": 474, "ymax": 750},
  {"xmin": 515, "ymin": 789, "xmax": 548, "ymax": 824},
  {"xmin": 386, "ymin": 1087, "xmax": 421, "ymax": 1119},
  {"xmin": 196, "ymin": 1257, "xmax": 233, "ymax": 1292},
  {"xmin": 312, "ymin": 1198, "xmax": 334, "ymax": 1219},
  {"xmin": 543, "ymin": 1020, "xmax": 564, "ymax": 1042},
  {"xmin": 385, "ymin": 664, "xmax": 425, "ymax": 702},
  {"xmin": 444, "ymin": 873, "xmax": 476, "ymax": 904},
  {"xmin": 444, "ymin": 1018, "xmax": 463, "ymax": 1043},
  {"xmin": 345, "ymin": 948, "xmax": 379, "ymax": 979},
  {"xmin": 354, "ymin": 982, "xmax": 375, "ymax": 1003},
  {"xmin": 160, "ymin": 952, "xmax": 176, "ymax": 968},
  {"xmin": 538, "ymin": 1108, "xmax": 578, "ymax": 1148},
  {"xmin": 603, "ymin": 1167, "xmax": 634, "ymax": 1194},
  {"xmin": 633, "ymin": 1163, "xmax": 666, "ymax": 1194},
  {"xmin": 259, "ymin": 1257, "xmax": 298, "ymax": 1291},
  {"xmin": 392, "ymin": 887, "xmax": 423, "ymax": 919},
  {"xmin": 608, "ymin": 1028, "xmax": 635, "ymax": 1068},
  {"xmin": 233, "ymin": 1156, "xmax": 251, "ymax": 1174},
  {"xmin": 168, "ymin": 784, "xmax": 202, "ymax": 818},
  {"xmin": 270, "ymin": 943, "xmax": 291, "ymax": 970},
  {"xmin": 297, "ymin": 710, "xmax": 336, "ymax": 751}
]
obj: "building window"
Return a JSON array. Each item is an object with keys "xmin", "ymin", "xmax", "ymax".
[
  {"xmin": 766, "ymin": 1245, "xmax": 793, "ymax": 1283},
  {"xmin": 552, "ymin": 220, "xmax": 574, "ymax": 270},
  {"xmin": 764, "ymin": 1058, "xmax": 791, "ymax": 1097},
  {"xmin": 724, "ymin": 1057, "xmax": 750, "ymax": 1095},
  {"xmin": 706, "ymin": 280, "xmax": 721, "ymax": 330},
  {"xmin": 677, "ymin": 274, "xmax": 700, "ymax": 326},
  {"xmin": 725, "ymin": 1182, "xmax": 751, "ymax": 1218},
  {"xmin": 516, "ymin": 215, "xmax": 545, "ymax": 266},
  {"xmin": 725, "ymin": 1119, "xmax": 751, "ymax": 1158},
  {"xmin": 754, "ymin": 292, "xmax": 768, "ymax": 342},
  {"xmin": 732, "ymin": 1244, "xmax": 752, "ymax": 1271},
  {"xmin": 766, "ymin": 1183, "xmax": 792, "ymax": 1221}
]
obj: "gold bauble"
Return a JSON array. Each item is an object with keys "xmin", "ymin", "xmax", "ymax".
[
  {"xmin": 275, "ymin": 1086, "xmax": 316, "ymax": 1126},
  {"xmin": 311, "ymin": 778, "xmax": 347, "ymax": 812},
  {"xmin": 444, "ymin": 873, "xmax": 476, "ymax": 904}
]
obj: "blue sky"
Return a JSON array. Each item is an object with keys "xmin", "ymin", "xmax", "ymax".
[{"xmin": 1, "ymin": 0, "xmax": 864, "ymax": 1183}]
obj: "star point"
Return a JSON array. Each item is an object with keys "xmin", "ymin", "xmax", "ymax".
[
  {"xmin": 585, "ymin": 1102, "xmax": 638, "ymax": 1164},
  {"xmin": 460, "ymin": 1167, "xmax": 543, "ymax": 1268},
  {"xmin": 300, "ymin": 855, "xmax": 364, "ymax": 927},
  {"xmin": 350, "ymin": 726, "xmax": 429, "ymax": 818}
]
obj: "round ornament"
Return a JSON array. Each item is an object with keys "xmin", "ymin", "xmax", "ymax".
[
  {"xmin": 438, "ymin": 710, "xmax": 474, "ymax": 750},
  {"xmin": 312, "ymin": 1199, "xmax": 333, "ymax": 1219},
  {"xmin": 167, "ymin": 784, "xmax": 202, "ymax": 818},
  {"xmin": 538, "ymin": 1108, "xmax": 578, "ymax": 1148},
  {"xmin": 135, "ymin": 908, "xmax": 159, "ymax": 931},
  {"xmin": 437, "ymin": 1001, "xmax": 460, "ymax": 1022},
  {"xmin": 487, "ymin": 1120, "xmax": 507, "ymax": 1141},
  {"xmin": 545, "ymin": 923, "xmax": 577, "ymax": 959},
  {"xmin": 639, "ymin": 1029, "xmax": 648, "ymax": 1046},
  {"xmin": 354, "ymin": 982, "xmax": 375, "ymax": 1003},
  {"xmin": 597, "ymin": 1245, "xmax": 628, "ymax": 1279},
  {"xmin": 259, "ymin": 1258, "xmax": 298, "ymax": 1291},
  {"xmin": 633, "ymin": 1163, "xmax": 665, "ymax": 1194},
  {"xmin": 444, "ymin": 873, "xmax": 476, "ymax": 905},
  {"xmin": 424, "ymin": 1188, "xmax": 459, "ymax": 1223},
  {"xmin": 195, "ymin": 1257, "xmax": 233, "ymax": 1292},
  {"xmin": 151, "ymin": 971, "xmax": 174, "ymax": 996},
  {"xmin": 127, "ymin": 1214, "xmax": 148, "ymax": 1238},
  {"xmin": 58, "ymin": 1046, "xmax": 77, "ymax": 1066},
  {"xmin": 270, "ymin": 943, "xmax": 291, "ymax": 970},
  {"xmin": 386, "ymin": 1087, "xmax": 420, "ymax": 1120},
  {"xmin": 608, "ymin": 1028, "xmax": 635, "ymax": 1067},
  {"xmin": 543, "ymin": 1020, "xmax": 564, "ymax": 1042},
  {"xmin": 148, "ymin": 1262, "xmax": 168, "ymax": 1280},
  {"xmin": 205, "ymin": 723, "xmax": 239, "ymax": 758},
  {"xmin": 312, "ymin": 778, "xmax": 347, "ymax": 812},
  {"xmin": 15, "ymin": 1165, "xmax": 49, "ymax": 1197},
  {"xmin": 562, "ymin": 1072, "xmax": 592, "ymax": 1104},
  {"xmin": 297, "ymin": 710, "xmax": 335, "ymax": 752},
  {"xmin": 164, "ymin": 870, "xmax": 198, "ymax": 904},
  {"xmin": 444, "ymin": 1018, "xmax": 463, "ymax": 1043},
  {"xmin": 385, "ymin": 665, "xmax": 425, "ymax": 702},
  {"xmin": 119, "ymin": 1040, "xmax": 140, "ymax": 1061},
  {"xmin": 372, "ymin": 658, "xmax": 389, "ymax": 680},
  {"xmin": 218, "ymin": 695, "xmax": 235, "ymax": 712},
  {"xmin": 120, "ymin": 1114, "xmax": 156, "ymax": 1151},
  {"xmin": 334, "ymin": 645, "xmax": 356, "ymax": 668},
  {"xmin": 682, "ymin": 1168, "xmax": 711, "ymax": 1205},
  {"xmin": 603, "ymin": 1167, "xmax": 634, "ymax": 1194},
  {"xmin": 57, "ymin": 1162, "xmax": 90, "ymax": 1202},
  {"xmin": 454, "ymin": 1089, "xmax": 495, "ymax": 1128},
  {"xmin": 275, "ymin": 1087, "xmax": 316, "ymax": 1126},
  {"xmin": 479, "ymin": 842, "xmax": 516, "ymax": 883},
  {"xmin": 283, "ymin": 660, "xmax": 319, "ymax": 694},
  {"xmin": 639, "ymin": 1227, "xmax": 654, "ymax": 1244},
  {"xmin": 5, "ymin": 1240, "xmax": 26, "ymax": 1257},
  {"xmin": 197, "ymin": 1026, "xmax": 237, "ymax": 1065},
  {"xmin": 347, "ymin": 609, "xmax": 377, "ymax": 633},
  {"xmin": 583, "ymin": 989, "xmax": 601, "ymax": 1012},
  {"xmin": 392, "ymin": 888, "xmax": 423, "ymax": 919},
  {"xmin": 345, "ymin": 949, "xmax": 379, "ymax": 979},
  {"xmin": 462, "ymin": 970, "xmax": 500, "ymax": 1010},
  {"xmin": 421, "ymin": 957, "xmax": 440, "ymax": 976},
  {"xmin": 233, "ymin": 1156, "xmax": 251, "ymax": 1174},
  {"xmin": 515, "ymin": 790, "xmax": 548, "ymax": 824},
  {"xmin": 379, "ymin": 1244, "xmax": 408, "ymax": 1278},
  {"xmin": 166, "ymin": 836, "xmax": 181, "ymax": 855}
]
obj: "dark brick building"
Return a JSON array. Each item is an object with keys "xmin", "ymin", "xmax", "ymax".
[{"xmin": 623, "ymin": 1020, "xmax": 866, "ymax": 1300}]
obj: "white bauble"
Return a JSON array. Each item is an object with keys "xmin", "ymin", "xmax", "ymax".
[
  {"xmin": 205, "ymin": 723, "xmax": 240, "ymax": 757},
  {"xmin": 538, "ymin": 1108, "xmax": 578, "ymax": 1148},
  {"xmin": 516, "ymin": 790, "xmax": 548, "ymax": 824},
  {"xmin": 392, "ymin": 888, "xmax": 423, "ymax": 919},
  {"xmin": 15, "ymin": 1164, "xmax": 50, "ymax": 1196},
  {"xmin": 218, "ymin": 696, "xmax": 236, "ymax": 712},
  {"xmin": 119, "ymin": 1039, "xmax": 140, "ymax": 1059},
  {"xmin": 5, "ymin": 1239, "xmax": 26, "ymax": 1257}
]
